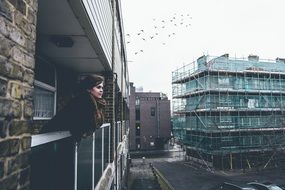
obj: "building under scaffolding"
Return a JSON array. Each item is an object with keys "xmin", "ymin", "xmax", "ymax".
[{"xmin": 172, "ymin": 54, "xmax": 285, "ymax": 170}]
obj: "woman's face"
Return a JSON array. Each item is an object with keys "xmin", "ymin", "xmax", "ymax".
[{"xmin": 89, "ymin": 82, "xmax": 104, "ymax": 98}]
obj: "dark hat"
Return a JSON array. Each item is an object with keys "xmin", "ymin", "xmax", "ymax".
[{"xmin": 80, "ymin": 75, "xmax": 104, "ymax": 90}]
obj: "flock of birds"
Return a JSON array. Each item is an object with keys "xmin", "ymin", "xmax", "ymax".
[{"xmin": 125, "ymin": 13, "xmax": 193, "ymax": 56}]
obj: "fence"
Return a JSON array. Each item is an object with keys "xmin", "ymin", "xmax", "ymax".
[{"xmin": 31, "ymin": 121, "xmax": 128, "ymax": 190}]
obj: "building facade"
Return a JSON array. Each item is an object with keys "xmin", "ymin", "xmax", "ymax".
[
  {"xmin": 172, "ymin": 54, "xmax": 285, "ymax": 170},
  {"xmin": 129, "ymin": 83, "xmax": 171, "ymax": 151},
  {"xmin": 0, "ymin": 0, "xmax": 129, "ymax": 189}
]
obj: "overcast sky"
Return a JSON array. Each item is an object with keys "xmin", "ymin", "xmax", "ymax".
[{"xmin": 121, "ymin": 0, "xmax": 285, "ymax": 99}]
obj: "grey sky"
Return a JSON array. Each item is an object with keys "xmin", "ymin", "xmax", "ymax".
[{"xmin": 121, "ymin": 0, "xmax": 285, "ymax": 99}]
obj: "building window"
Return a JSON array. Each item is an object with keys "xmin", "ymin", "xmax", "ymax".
[
  {"xmin": 135, "ymin": 97, "xmax": 140, "ymax": 106},
  {"xmin": 34, "ymin": 81, "xmax": 56, "ymax": 119},
  {"xmin": 135, "ymin": 108, "xmax": 140, "ymax": 121},
  {"xmin": 136, "ymin": 138, "xmax": 141, "ymax": 150},
  {"xmin": 33, "ymin": 57, "xmax": 56, "ymax": 120},
  {"xmin": 135, "ymin": 123, "xmax": 140, "ymax": 136},
  {"xmin": 151, "ymin": 107, "xmax": 155, "ymax": 116}
]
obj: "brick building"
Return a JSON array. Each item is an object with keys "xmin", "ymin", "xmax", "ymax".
[
  {"xmin": 0, "ymin": 0, "xmax": 129, "ymax": 189},
  {"xmin": 129, "ymin": 83, "xmax": 171, "ymax": 151}
]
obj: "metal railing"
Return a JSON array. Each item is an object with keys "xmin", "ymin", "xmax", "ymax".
[{"xmin": 31, "ymin": 121, "xmax": 129, "ymax": 190}]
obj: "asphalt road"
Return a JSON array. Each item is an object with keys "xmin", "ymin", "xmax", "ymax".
[
  {"xmin": 153, "ymin": 160, "xmax": 285, "ymax": 190},
  {"xmin": 129, "ymin": 145, "xmax": 285, "ymax": 190}
]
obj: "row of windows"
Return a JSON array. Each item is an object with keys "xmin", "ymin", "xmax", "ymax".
[
  {"xmin": 185, "ymin": 94, "xmax": 285, "ymax": 110},
  {"xmin": 135, "ymin": 97, "xmax": 161, "ymax": 106},
  {"xmin": 137, "ymin": 97, "xmax": 160, "ymax": 101},
  {"xmin": 173, "ymin": 75, "xmax": 285, "ymax": 97}
]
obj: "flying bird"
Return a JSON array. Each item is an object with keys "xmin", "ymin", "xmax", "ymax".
[{"xmin": 126, "ymin": 11, "xmax": 193, "ymax": 56}]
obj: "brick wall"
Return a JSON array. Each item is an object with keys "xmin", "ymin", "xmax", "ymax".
[
  {"xmin": 129, "ymin": 83, "xmax": 136, "ymax": 150},
  {"xmin": 158, "ymin": 99, "xmax": 171, "ymax": 139},
  {"xmin": 129, "ymin": 87, "xmax": 171, "ymax": 150},
  {"xmin": 104, "ymin": 74, "xmax": 115, "ymax": 124},
  {"xmin": 0, "ymin": 0, "xmax": 37, "ymax": 189}
]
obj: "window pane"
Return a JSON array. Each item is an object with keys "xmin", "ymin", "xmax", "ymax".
[
  {"xmin": 34, "ymin": 86, "xmax": 55, "ymax": 118},
  {"xmin": 136, "ymin": 138, "xmax": 141, "ymax": 150},
  {"xmin": 136, "ymin": 123, "xmax": 140, "ymax": 136},
  {"xmin": 135, "ymin": 108, "xmax": 140, "ymax": 120},
  {"xmin": 151, "ymin": 107, "xmax": 155, "ymax": 116},
  {"xmin": 35, "ymin": 58, "xmax": 55, "ymax": 87},
  {"xmin": 135, "ymin": 97, "xmax": 140, "ymax": 106}
]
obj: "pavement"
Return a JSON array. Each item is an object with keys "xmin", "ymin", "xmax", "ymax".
[
  {"xmin": 127, "ymin": 144, "xmax": 184, "ymax": 190},
  {"xmin": 128, "ymin": 159, "xmax": 161, "ymax": 190}
]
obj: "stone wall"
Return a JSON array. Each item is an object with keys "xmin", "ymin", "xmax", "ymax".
[{"xmin": 0, "ymin": 0, "xmax": 37, "ymax": 189}]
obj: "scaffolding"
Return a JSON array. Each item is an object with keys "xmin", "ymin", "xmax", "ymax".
[{"xmin": 172, "ymin": 54, "xmax": 285, "ymax": 170}]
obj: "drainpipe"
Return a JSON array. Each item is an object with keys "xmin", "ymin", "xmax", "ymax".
[
  {"xmin": 111, "ymin": 0, "xmax": 117, "ymax": 189},
  {"xmin": 113, "ymin": 73, "xmax": 118, "ymax": 190}
]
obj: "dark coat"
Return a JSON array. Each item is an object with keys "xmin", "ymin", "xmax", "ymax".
[{"xmin": 40, "ymin": 91, "xmax": 97, "ymax": 141}]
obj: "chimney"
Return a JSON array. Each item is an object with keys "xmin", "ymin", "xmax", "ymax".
[
  {"xmin": 276, "ymin": 57, "xmax": 285, "ymax": 63},
  {"xmin": 248, "ymin": 55, "xmax": 259, "ymax": 61},
  {"xmin": 220, "ymin": 53, "xmax": 229, "ymax": 58}
]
